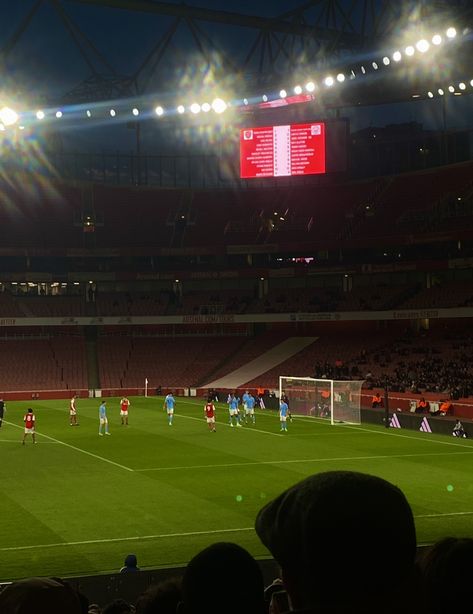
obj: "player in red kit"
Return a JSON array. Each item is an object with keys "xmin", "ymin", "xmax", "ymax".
[
  {"xmin": 22, "ymin": 408, "xmax": 36, "ymax": 445},
  {"xmin": 120, "ymin": 397, "xmax": 130, "ymax": 425},
  {"xmin": 204, "ymin": 398, "xmax": 216, "ymax": 432},
  {"xmin": 70, "ymin": 394, "xmax": 78, "ymax": 426}
]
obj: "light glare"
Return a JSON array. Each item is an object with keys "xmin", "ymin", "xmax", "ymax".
[
  {"xmin": 336, "ymin": 73, "xmax": 345, "ymax": 82},
  {"xmin": 432, "ymin": 34, "xmax": 442, "ymax": 45},
  {"xmin": 190, "ymin": 103, "xmax": 201, "ymax": 114},
  {"xmin": 459, "ymin": 82, "xmax": 466, "ymax": 90},
  {"xmin": 201, "ymin": 102, "xmax": 211, "ymax": 112},
  {"xmin": 110, "ymin": 109, "xmax": 116, "ymax": 117},
  {"xmin": 324, "ymin": 76, "xmax": 334, "ymax": 87},
  {"xmin": 294, "ymin": 85, "xmax": 302, "ymax": 94},
  {"xmin": 279, "ymin": 89, "xmax": 287, "ymax": 98},
  {"xmin": 392, "ymin": 50, "xmax": 402, "ymax": 62},
  {"xmin": 132, "ymin": 107, "xmax": 139, "ymax": 116},
  {"xmin": 36, "ymin": 110, "xmax": 45, "ymax": 120},
  {"xmin": 446, "ymin": 27, "xmax": 456, "ymax": 39},
  {"xmin": 305, "ymin": 81, "xmax": 315, "ymax": 92},
  {"xmin": 155, "ymin": 106, "xmax": 164, "ymax": 116},
  {"xmin": 438, "ymin": 88, "xmax": 444, "ymax": 95},
  {"xmin": 211, "ymin": 98, "xmax": 227, "ymax": 114},
  {"xmin": 416, "ymin": 39, "xmax": 429, "ymax": 53},
  {"xmin": 405, "ymin": 46, "xmax": 415, "ymax": 56},
  {"xmin": 177, "ymin": 105, "xmax": 185, "ymax": 114},
  {"xmin": 55, "ymin": 110, "xmax": 63, "ymax": 118},
  {"xmin": 427, "ymin": 91, "xmax": 434, "ymax": 98},
  {"xmin": 382, "ymin": 56, "xmax": 390, "ymax": 65},
  {"xmin": 0, "ymin": 106, "xmax": 19, "ymax": 126}
]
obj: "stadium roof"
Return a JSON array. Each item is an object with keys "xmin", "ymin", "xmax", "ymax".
[{"xmin": 1, "ymin": 0, "xmax": 473, "ymax": 112}]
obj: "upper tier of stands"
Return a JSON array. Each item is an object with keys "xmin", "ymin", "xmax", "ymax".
[{"xmin": 1, "ymin": 161, "xmax": 472, "ymax": 251}]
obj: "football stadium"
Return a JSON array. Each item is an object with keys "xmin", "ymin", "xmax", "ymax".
[{"xmin": 1, "ymin": 1, "xmax": 473, "ymax": 611}]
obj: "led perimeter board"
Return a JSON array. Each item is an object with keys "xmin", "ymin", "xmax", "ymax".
[{"xmin": 240, "ymin": 122, "xmax": 326, "ymax": 178}]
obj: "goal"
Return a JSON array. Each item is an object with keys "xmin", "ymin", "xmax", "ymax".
[{"xmin": 278, "ymin": 376, "xmax": 364, "ymax": 425}]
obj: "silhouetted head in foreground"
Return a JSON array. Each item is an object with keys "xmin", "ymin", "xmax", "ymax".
[
  {"xmin": 255, "ymin": 470, "xmax": 417, "ymax": 613},
  {"xmin": 418, "ymin": 537, "xmax": 473, "ymax": 614},
  {"xmin": 178, "ymin": 542, "xmax": 265, "ymax": 614},
  {"xmin": 0, "ymin": 577, "xmax": 84, "ymax": 614}
]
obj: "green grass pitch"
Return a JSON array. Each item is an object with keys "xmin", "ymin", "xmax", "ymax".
[{"xmin": 1, "ymin": 396, "xmax": 473, "ymax": 581}]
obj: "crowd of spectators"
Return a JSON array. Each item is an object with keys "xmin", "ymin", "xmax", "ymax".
[
  {"xmin": 313, "ymin": 329, "xmax": 473, "ymax": 400},
  {"xmin": 1, "ymin": 470, "xmax": 471, "ymax": 613}
]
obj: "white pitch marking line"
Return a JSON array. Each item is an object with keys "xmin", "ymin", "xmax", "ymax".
[
  {"xmin": 3, "ymin": 420, "xmax": 133, "ymax": 472},
  {"xmin": 135, "ymin": 449, "xmax": 473, "ymax": 472},
  {"xmin": 345, "ymin": 423, "xmax": 473, "ymax": 450},
  {"xmin": 0, "ymin": 526, "xmax": 254, "ymax": 552},
  {"xmin": 416, "ymin": 511, "xmax": 473, "ymax": 519}
]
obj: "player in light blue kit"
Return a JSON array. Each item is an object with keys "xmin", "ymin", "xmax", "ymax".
[
  {"xmin": 279, "ymin": 398, "xmax": 289, "ymax": 432},
  {"xmin": 245, "ymin": 393, "xmax": 256, "ymax": 424},
  {"xmin": 99, "ymin": 401, "xmax": 110, "ymax": 436},
  {"xmin": 228, "ymin": 393, "xmax": 242, "ymax": 427},
  {"xmin": 164, "ymin": 393, "xmax": 175, "ymax": 426}
]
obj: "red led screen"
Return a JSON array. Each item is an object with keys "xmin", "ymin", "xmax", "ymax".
[{"xmin": 240, "ymin": 122, "xmax": 326, "ymax": 179}]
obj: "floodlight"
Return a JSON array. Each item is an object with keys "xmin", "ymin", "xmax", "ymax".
[
  {"xmin": 36, "ymin": 110, "xmax": 45, "ymax": 120},
  {"xmin": 0, "ymin": 106, "xmax": 19, "ymax": 126},
  {"xmin": 392, "ymin": 50, "xmax": 402, "ymax": 62},
  {"xmin": 262, "ymin": 94, "xmax": 268, "ymax": 102},
  {"xmin": 360, "ymin": 65, "xmax": 366, "ymax": 74},
  {"xmin": 336, "ymin": 73, "xmax": 345, "ymax": 82},
  {"xmin": 294, "ymin": 85, "xmax": 302, "ymax": 94},
  {"xmin": 190, "ymin": 103, "xmax": 201, "ymax": 114},
  {"xmin": 86, "ymin": 109, "xmax": 92, "ymax": 117},
  {"xmin": 55, "ymin": 110, "xmax": 63, "ymax": 118},
  {"xmin": 324, "ymin": 76, "xmax": 334, "ymax": 87},
  {"xmin": 438, "ymin": 88, "xmax": 444, "ymax": 95},
  {"xmin": 201, "ymin": 102, "xmax": 211, "ymax": 112},
  {"xmin": 279, "ymin": 89, "xmax": 287, "ymax": 98},
  {"xmin": 427, "ymin": 91, "xmax": 434, "ymax": 98},
  {"xmin": 416, "ymin": 39, "xmax": 429, "ymax": 53},
  {"xmin": 459, "ymin": 82, "xmax": 466, "ymax": 90},
  {"xmin": 448, "ymin": 85, "xmax": 455, "ymax": 93},
  {"xmin": 446, "ymin": 27, "xmax": 456, "ymax": 39},
  {"xmin": 243, "ymin": 98, "xmax": 249, "ymax": 105},
  {"xmin": 177, "ymin": 105, "xmax": 185, "ymax": 114},
  {"xmin": 132, "ymin": 107, "xmax": 139, "ymax": 116},
  {"xmin": 405, "ymin": 46, "xmax": 415, "ymax": 56},
  {"xmin": 382, "ymin": 56, "xmax": 390, "ymax": 65},
  {"xmin": 470, "ymin": 79, "xmax": 473, "ymax": 87},
  {"xmin": 155, "ymin": 106, "xmax": 164, "ymax": 116},
  {"xmin": 432, "ymin": 34, "xmax": 442, "ymax": 45},
  {"xmin": 211, "ymin": 98, "xmax": 227, "ymax": 113},
  {"xmin": 18, "ymin": 125, "xmax": 25, "ymax": 130},
  {"xmin": 372, "ymin": 61, "xmax": 379, "ymax": 70},
  {"xmin": 305, "ymin": 81, "xmax": 315, "ymax": 92},
  {"xmin": 110, "ymin": 109, "xmax": 116, "ymax": 117}
]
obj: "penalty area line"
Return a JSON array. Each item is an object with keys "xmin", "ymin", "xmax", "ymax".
[
  {"xmin": 3, "ymin": 420, "xmax": 133, "ymax": 472},
  {"xmin": 135, "ymin": 448, "xmax": 473, "ymax": 472},
  {"xmin": 0, "ymin": 526, "xmax": 254, "ymax": 552}
]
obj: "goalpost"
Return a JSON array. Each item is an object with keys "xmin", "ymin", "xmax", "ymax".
[{"xmin": 279, "ymin": 376, "xmax": 364, "ymax": 425}]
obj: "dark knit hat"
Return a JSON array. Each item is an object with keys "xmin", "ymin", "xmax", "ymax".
[{"xmin": 255, "ymin": 471, "xmax": 416, "ymax": 604}]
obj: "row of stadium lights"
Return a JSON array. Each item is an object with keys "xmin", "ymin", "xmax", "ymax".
[
  {"xmin": 0, "ymin": 26, "xmax": 466, "ymax": 129},
  {"xmin": 278, "ymin": 27, "xmax": 460, "ymax": 100}
]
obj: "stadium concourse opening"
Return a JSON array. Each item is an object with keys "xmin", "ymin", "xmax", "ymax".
[{"xmin": 1, "ymin": 0, "xmax": 473, "ymax": 611}]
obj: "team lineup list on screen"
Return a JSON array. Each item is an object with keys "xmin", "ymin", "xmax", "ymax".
[{"xmin": 240, "ymin": 122, "xmax": 326, "ymax": 178}]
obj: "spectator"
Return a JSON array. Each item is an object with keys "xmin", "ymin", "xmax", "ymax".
[
  {"xmin": 102, "ymin": 599, "xmax": 134, "ymax": 614},
  {"xmin": 0, "ymin": 577, "xmax": 85, "ymax": 614},
  {"xmin": 120, "ymin": 554, "xmax": 139, "ymax": 573},
  {"xmin": 135, "ymin": 578, "xmax": 182, "ymax": 614},
  {"xmin": 416, "ymin": 397, "xmax": 429, "ymax": 413},
  {"xmin": 178, "ymin": 542, "xmax": 265, "ymax": 614},
  {"xmin": 371, "ymin": 392, "xmax": 382, "ymax": 408},
  {"xmin": 255, "ymin": 471, "xmax": 419, "ymax": 614},
  {"xmin": 417, "ymin": 537, "xmax": 473, "ymax": 613}
]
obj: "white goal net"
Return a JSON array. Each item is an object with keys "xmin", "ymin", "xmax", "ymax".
[{"xmin": 279, "ymin": 376, "xmax": 364, "ymax": 425}]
